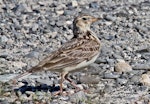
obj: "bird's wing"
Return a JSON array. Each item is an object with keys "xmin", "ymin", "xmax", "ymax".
[{"xmin": 28, "ymin": 38, "xmax": 100, "ymax": 72}]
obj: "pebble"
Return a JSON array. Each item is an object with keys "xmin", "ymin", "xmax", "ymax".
[
  {"xmin": 70, "ymin": 91, "xmax": 87, "ymax": 103},
  {"xmin": 11, "ymin": 61, "xmax": 27, "ymax": 69},
  {"xmin": 89, "ymin": 1, "xmax": 99, "ymax": 9},
  {"xmin": 56, "ymin": 10, "xmax": 64, "ymax": 15},
  {"xmin": 0, "ymin": 35, "xmax": 8, "ymax": 43},
  {"xmin": 103, "ymin": 72, "xmax": 120, "ymax": 79},
  {"xmin": 36, "ymin": 78, "xmax": 53, "ymax": 85},
  {"xmin": 115, "ymin": 61, "xmax": 132, "ymax": 73},
  {"xmin": 135, "ymin": 25, "xmax": 148, "ymax": 32},
  {"xmin": 140, "ymin": 74, "xmax": 150, "ymax": 86},
  {"xmin": 133, "ymin": 63, "xmax": 150, "ymax": 70},
  {"xmin": 56, "ymin": 20, "xmax": 64, "ymax": 27},
  {"xmin": 0, "ymin": 100, "xmax": 9, "ymax": 104},
  {"xmin": 116, "ymin": 78, "xmax": 128, "ymax": 85},
  {"xmin": 26, "ymin": 51, "xmax": 40, "ymax": 58},
  {"xmin": 79, "ymin": 75, "xmax": 100, "ymax": 84},
  {"xmin": 71, "ymin": 0, "xmax": 78, "ymax": 7},
  {"xmin": 104, "ymin": 15, "xmax": 116, "ymax": 21}
]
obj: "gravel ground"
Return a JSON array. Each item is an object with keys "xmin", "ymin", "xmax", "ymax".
[{"xmin": 0, "ymin": 0, "xmax": 150, "ymax": 104}]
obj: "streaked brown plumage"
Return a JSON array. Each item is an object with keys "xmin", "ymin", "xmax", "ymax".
[{"xmin": 11, "ymin": 14, "xmax": 101, "ymax": 95}]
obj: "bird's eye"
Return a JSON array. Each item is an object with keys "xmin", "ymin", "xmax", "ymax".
[{"xmin": 82, "ymin": 17, "xmax": 87, "ymax": 20}]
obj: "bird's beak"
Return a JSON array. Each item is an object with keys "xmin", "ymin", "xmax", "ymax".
[{"xmin": 91, "ymin": 17, "xmax": 101, "ymax": 23}]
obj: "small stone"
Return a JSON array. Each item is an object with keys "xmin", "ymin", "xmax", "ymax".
[
  {"xmin": 130, "ymin": 75, "xmax": 141, "ymax": 84},
  {"xmin": 14, "ymin": 101, "xmax": 21, "ymax": 104},
  {"xmin": 25, "ymin": 91, "xmax": 35, "ymax": 95},
  {"xmin": 20, "ymin": 94, "xmax": 32, "ymax": 100},
  {"xmin": 56, "ymin": 10, "xmax": 64, "ymax": 15},
  {"xmin": 59, "ymin": 96, "xmax": 69, "ymax": 100},
  {"xmin": 26, "ymin": 51, "xmax": 39, "ymax": 58},
  {"xmin": 106, "ymin": 58, "xmax": 115, "ymax": 66},
  {"xmin": 113, "ymin": 54, "xmax": 123, "ymax": 59},
  {"xmin": 18, "ymin": 82, "xmax": 25, "ymax": 87},
  {"xmin": 70, "ymin": 91, "xmax": 87, "ymax": 103},
  {"xmin": 115, "ymin": 61, "xmax": 132, "ymax": 73},
  {"xmin": 3, "ymin": 92, "xmax": 11, "ymax": 97},
  {"xmin": 36, "ymin": 78, "xmax": 53, "ymax": 85},
  {"xmin": 32, "ymin": 23, "xmax": 39, "ymax": 32},
  {"xmin": 116, "ymin": 78, "xmax": 128, "ymax": 85},
  {"xmin": 0, "ymin": 35, "xmax": 8, "ymax": 43},
  {"xmin": 0, "ymin": 100, "xmax": 9, "ymax": 104},
  {"xmin": 0, "ymin": 53, "xmax": 9, "ymax": 58},
  {"xmin": 56, "ymin": 20, "xmax": 64, "ymax": 27},
  {"xmin": 140, "ymin": 74, "xmax": 150, "ymax": 86},
  {"xmin": 95, "ymin": 58, "xmax": 107, "ymax": 64},
  {"xmin": 133, "ymin": 63, "xmax": 150, "ymax": 70},
  {"xmin": 116, "ymin": 59, "xmax": 125, "ymax": 63},
  {"xmin": 104, "ymin": 21, "xmax": 113, "ymax": 26},
  {"xmin": 135, "ymin": 25, "xmax": 148, "ymax": 32},
  {"xmin": 104, "ymin": 15, "xmax": 116, "ymax": 21},
  {"xmin": 66, "ymin": 21, "xmax": 72, "ymax": 25},
  {"xmin": 71, "ymin": 0, "xmax": 78, "ymax": 7},
  {"xmin": 89, "ymin": 1, "xmax": 99, "ymax": 9},
  {"xmin": 11, "ymin": 61, "xmax": 27, "ymax": 69},
  {"xmin": 104, "ymin": 72, "xmax": 120, "ymax": 79},
  {"xmin": 79, "ymin": 75, "xmax": 100, "ymax": 84}
]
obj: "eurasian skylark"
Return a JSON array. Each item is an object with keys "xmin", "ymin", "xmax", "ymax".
[{"xmin": 11, "ymin": 14, "xmax": 101, "ymax": 94}]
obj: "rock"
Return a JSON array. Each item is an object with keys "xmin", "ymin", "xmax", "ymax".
[
  {"xmin": 0, "ymin": 35, "xmax": 8, "ymax": 43},
  {"xmin": 56, "ymin": 10, "xmax": 64, "ymax": 15},
  {"xmin": 26, "ymin": 51, "xmax": 39, "ymax": 58},
  {"xmin": 79, "ymin": 75, "xmax": 100, "ymax": 84},
  {"xmin": 89, "ymin": 1, "xmax": 99, "ymax": 9},
  {"xmin": 106, "ymin": 58, "xmax": 115, "ymax": 66},
  {"xmin": 136, "ymin": 47, "xmax": 150, "ymax": 53},
  {"xmin": 0, "ymin": 100, "xmax": 9, "ymax": 104},
  {"xmin": 116, "ymin": 78, "xmax": 128, "ymax": 85},
  {"xmin": 0, "ymin": 53, "xmax": 9, "ymax": 58},
  {"xmin": 103, "ymin": 15, "xmax": 116, "ymax": 21},
  {"xmin": 36, "ymin": 78, "xmax": 53, "ymax": 85},
  {"xmin": 11, "ymin": 61, "xmax": 27, "ymax": 69},
  {"xmin": 115, "ymin": 61, "xmax": 132, "ymax": 73},
  {"xmin": 95, "ymin": 58, "xmax": 107, "ymax": 64},
  {"xmin": 32, "ymin": 23, "xmax": 39, "ymax": 32},
  {"xmin": 130, "ymin": 75, "xmax": 141, "ymax": 84},
  {"xmin": 70, "ymin": 91, "xmax": 87, "ymax": 103},
  {"xmin": 133, "ymin": 63, "xmax": 150, "ymax": 70},
  {"xmin": 104, "ymin": 21, "xmax": 113, "ymax": 26},
  {"xmin": 140, "ymin": 74, "xmax": 150, "ymax": 86},
  {"xmin": 0, "ymin": 74, "xmax": 21, "ymax": 82},
  {"xmin": 19, "ymin": 94, "xmax": 32, "ymax": 100},
  {"xmin": 56, "ymin": 20, "xmax": 64, "ymax": 27},
  {"xmin": 66, "ymin": 20, "xmax": 72, "ymax": 25},
  {"xmin": 135, "ymin": 25, "xmax": 148, "ymax": 33},
  {"xmin": 71, "ymin": 0, "xmax": 78, "ymax": 7},
  {"xmin": 103, "ymin": 72, "xmax": 120, "ymax": 79}
]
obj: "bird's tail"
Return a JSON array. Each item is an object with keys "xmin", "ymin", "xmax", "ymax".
[
  {"xmin": 12, "ymin": 71, "xmax": 32, "ymax": 81},
  {"xmin": 10, "ymin": 66, "xmax": 42, "ymax": 82}
]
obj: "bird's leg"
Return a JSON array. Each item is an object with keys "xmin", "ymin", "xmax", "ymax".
[
  {"xmin": 53, "ymin": 72, "xmax": 68, "ymax": 95},
  {"xmin": 60, "ymin": 72, "xmax": 64, "ymax": 94},
  {"xmin": 64, "ymin": 74, "xmax": 89, "ymax": 93},
  {"xmin": 64, "ymin": 74, "xmax": 81, "ymax": 91}
]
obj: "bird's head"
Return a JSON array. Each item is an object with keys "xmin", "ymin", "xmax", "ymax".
[{"xmin": 73, "ymin": 14, "xmax": 101, "ymax": 34}]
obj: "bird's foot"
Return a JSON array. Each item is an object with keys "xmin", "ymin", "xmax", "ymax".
[
  {"xmin": 53, "ymin": 90, "xmax": 69, "ymax": 96},
  {"xmin": 74, "ymin": 87, "xmax": 90, "ymax": 93}
]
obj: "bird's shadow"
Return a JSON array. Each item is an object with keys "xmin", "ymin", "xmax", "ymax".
[{"xmin": 14, "ymin": 82, "xmax": 60, "ymax": 94}]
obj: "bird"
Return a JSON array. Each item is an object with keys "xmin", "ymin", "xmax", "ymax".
[{"xmin": 11, "ymin": 14, "xmax": 101, "ymax": 95}]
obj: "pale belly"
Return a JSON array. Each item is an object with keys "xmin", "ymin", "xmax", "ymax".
[{"xmin": 63, "ymin": 53, "xmax": 99, "ymax": 72}]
